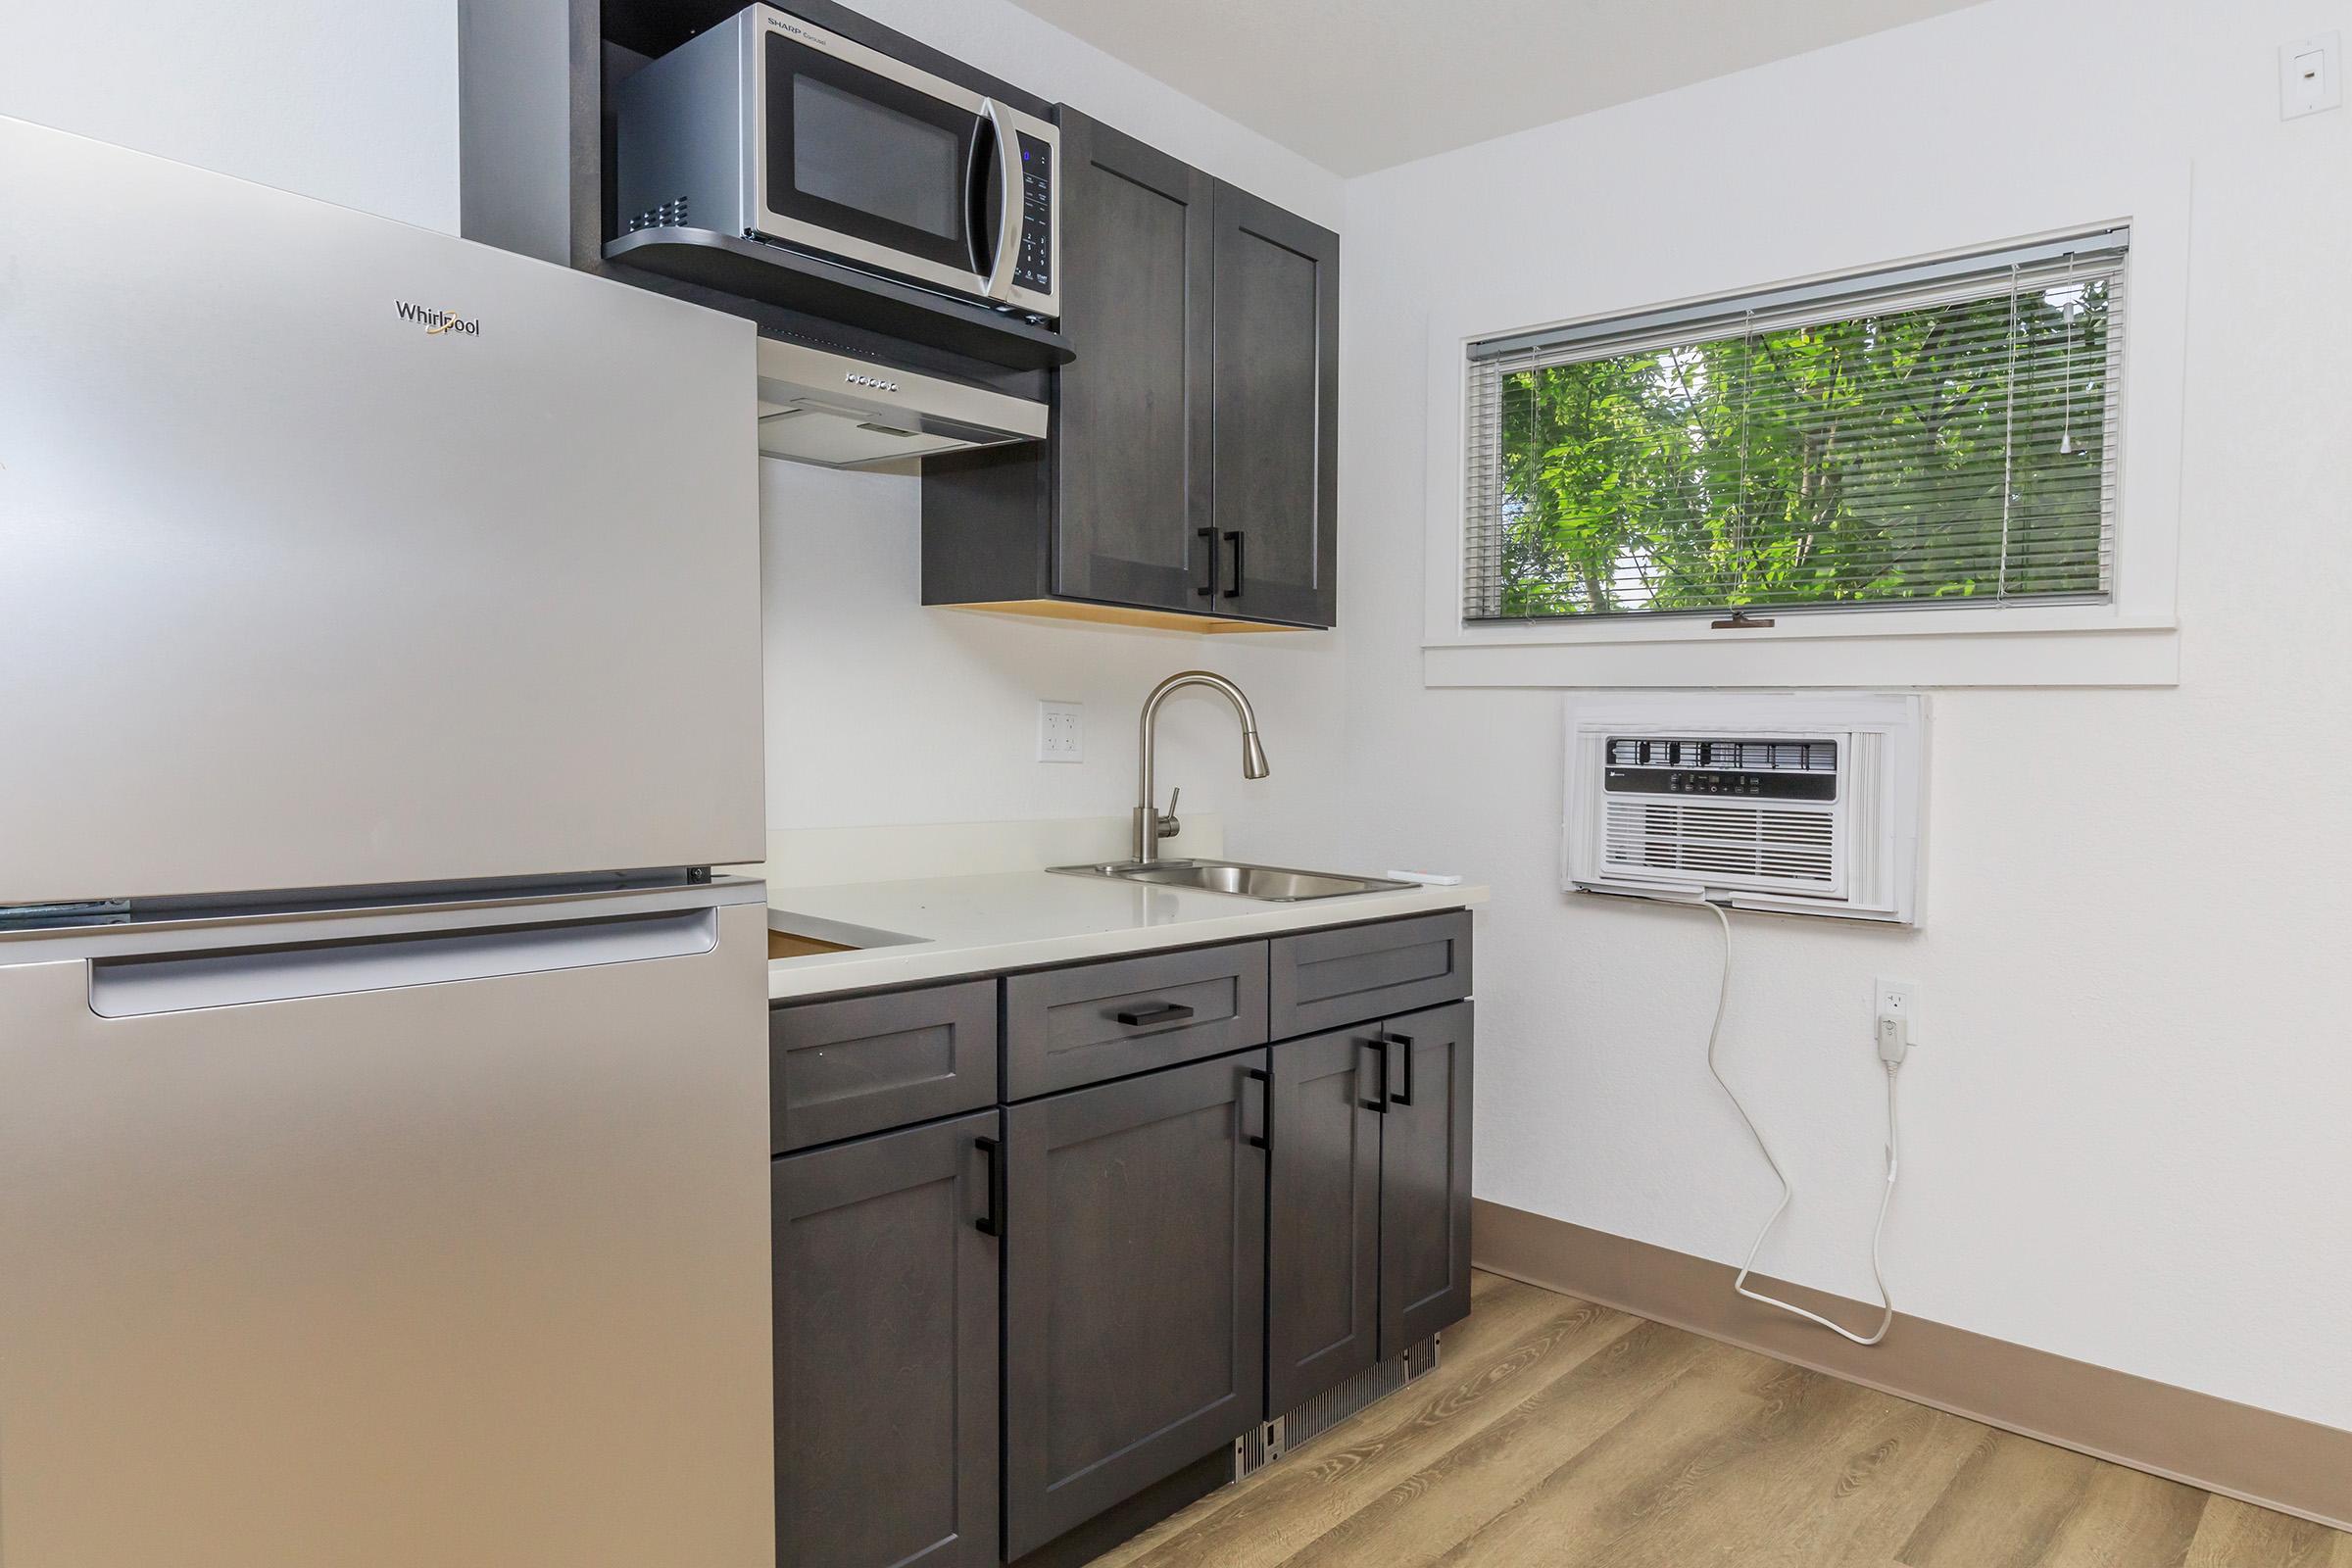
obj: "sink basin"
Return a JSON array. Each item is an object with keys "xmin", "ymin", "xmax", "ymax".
[{"xmin": 1049, "ymin": 858, "xmax": 1415, "ymax": 902}]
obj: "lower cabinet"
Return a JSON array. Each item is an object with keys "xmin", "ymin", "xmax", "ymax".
[
  {"xmin": 1378, "ymin": 1001, "xmax": 1476, "ymax": 1354},
  {"xmin": 772, "ymin": 1110, "xmax": 1002, "ymax": 1568},
  {"xmin": 1265, "ymin": 1026, "xmax": 1381, "ymax": 1413},
  {"xmin": 1267, "ymin": 1000, "xmax": 1476, "ymax": 1413},
  {"xmin": 1002, "ymin": 1051, "xmax": 1271, "ymax": 1560},
  {"xmin": 767, "ymin": 913, "xmax": 1476, "ymax": 1567}
]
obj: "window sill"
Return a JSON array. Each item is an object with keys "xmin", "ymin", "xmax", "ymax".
[{"xmin": 1422, "ymin": 610, "xmax": 2179, "ymax": 689}]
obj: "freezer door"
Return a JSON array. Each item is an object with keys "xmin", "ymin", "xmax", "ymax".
[
  {"xmin": 0, "ymin": 115, "xmax": 763, "ymax": 904},
  {"xmin": 0, "ymin": 892, "xmax": 774, "ymax": 1568}
]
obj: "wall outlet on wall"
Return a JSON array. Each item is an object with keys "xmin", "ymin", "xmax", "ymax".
[
  {"xmin": 2281, "ymin": 31, "xmax": 2342, "ymax": 120},
  {"xmin": 1037, "ymin": 701, "xmax": 1084, "ymax": 763},
  {"xmin": 1875, "ymin": 978, "xmax": 1920, "ymax": 1037}
]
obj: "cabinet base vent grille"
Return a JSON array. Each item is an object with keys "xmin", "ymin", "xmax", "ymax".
[{"xmin": 1234, "ymin": 1333, "xmax": 1442, "ymax": 1481}]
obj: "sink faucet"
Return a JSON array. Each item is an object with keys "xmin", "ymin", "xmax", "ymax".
[{"xmin": 1133, "ymin": 671, "xmax": 1270, "ymax": 865}]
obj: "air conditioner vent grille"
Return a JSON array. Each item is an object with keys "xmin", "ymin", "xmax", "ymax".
[{"xmin": 1602, "ymin": 800, "xmax": 1836, "ymax": 885}]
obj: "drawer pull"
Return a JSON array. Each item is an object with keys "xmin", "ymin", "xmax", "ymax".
[{"xmin": 1112, "ymin": 1002, "xmax": 1196, "ymax": 1028}]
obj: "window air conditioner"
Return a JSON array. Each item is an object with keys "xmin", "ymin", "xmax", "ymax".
[{"xmin": 1561, "ymin": 693, "xmax": 1926, "ymax": 925}]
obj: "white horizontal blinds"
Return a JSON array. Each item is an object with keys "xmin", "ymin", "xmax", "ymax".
[{"xmin": 1461, "ymin": 231, "xmax": 2128, "ymax": 623}]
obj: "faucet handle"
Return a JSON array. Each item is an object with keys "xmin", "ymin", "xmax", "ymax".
[{"xmin": 1156, "ymin": 787, "xmax": 1182, "ymax": 842}]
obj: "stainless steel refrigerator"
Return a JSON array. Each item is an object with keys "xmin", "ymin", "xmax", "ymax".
[{"xmin": 0, "ymin": 116, "xmax": 774, "ymax": 1565}]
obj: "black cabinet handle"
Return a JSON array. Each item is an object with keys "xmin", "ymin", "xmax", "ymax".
[
  {"xmin": 1113, "ymin": 1002, "xmax": 1196, "ymax": 1028},
  {"xmin": 1360, "ymin": 1036, "xmax": 1390, "ymax": 1113},
  {"xmin": 1387, "ymin": 1032, "xmax": 1415, "ymax": 1106},
  {"xmin": 1221, "ymin": 530, "xmax": 1245, "ymax": 600},
  {"xmin": 1196, "ymin": 526, "xmax": 1217, "ymax": 598},
  {"xmin": 1245, "ymin": 1066, "xmax": 1270, "ymax": 1152},
  {"xmin": 973, "ymin": 1136, "xmax": 1004, "ymax": 1237}
]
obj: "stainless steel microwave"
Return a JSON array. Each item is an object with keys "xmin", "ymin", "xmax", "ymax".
[{"xmin": 615, "ymin": 4, "xmax": 1060, "ymax": 320}]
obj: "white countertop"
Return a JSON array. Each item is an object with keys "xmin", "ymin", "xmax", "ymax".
[{"xmin": 764, "ymin": 870, "xmax": 1489, "ymax": 1001}]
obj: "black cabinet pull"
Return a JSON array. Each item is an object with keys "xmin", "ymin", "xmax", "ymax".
[
  {"xmin": 973, "ymin": 1136, "xmax": 1004, "ymax": 1237},
  {"xmin": 1112, "ymin": 1001, "xmax": 1195, "ymax": 1028},
  {"xmin": 1360, "ymin": 1036, "xmax": 1390, "ymax": 1113},
  {"xmin": 1387, "ymin": 1032, "xmax": 1415, "ymax": 1106},
  {"xmin": 1195, "ymin": 526, "xmax": 1217, "ymax": 598},
  {"xmin": 1221, "ymin": 530, "xmax": 1245, "ymax": 600},
  {"xmin": 1245, "ymin": 1066, "xmax": 1270, "ymax": 1152}
]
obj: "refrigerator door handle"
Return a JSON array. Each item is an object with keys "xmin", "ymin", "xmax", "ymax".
[{"xmin": 88, "ymin": 906, "xmax": 720, "ymax": 1017}]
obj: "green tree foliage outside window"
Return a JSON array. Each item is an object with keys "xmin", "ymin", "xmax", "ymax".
[{"xmin": 1473, "ymin": 272, "xmax": 2116, "ymax": 620}]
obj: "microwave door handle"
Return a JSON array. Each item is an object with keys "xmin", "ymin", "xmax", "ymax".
[{"xmin": 978, "ymin": 98, "xmax": 1020, "ymax": 302}]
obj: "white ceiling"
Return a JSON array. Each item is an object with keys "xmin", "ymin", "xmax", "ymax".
[{"xmin": 1003, "ymin": 0, "xmax": 1992, "ymax": 177}]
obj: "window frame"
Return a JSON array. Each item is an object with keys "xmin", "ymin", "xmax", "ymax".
[{"xmin": 1418, "ymin": 186, "xmax": 2190, "ymax": 690}]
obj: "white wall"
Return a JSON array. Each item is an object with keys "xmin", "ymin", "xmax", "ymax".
[
  {"xmin": 0, "ymin": 0, "xmax": 459, "ymax": 231},
  {"xmin": 759, "ymin": 0, "xmax": 1349, "ymax": 847},
  {"xmin": 1332, "ymin": 0, "xmax": 2352, "ymax": 1429}
]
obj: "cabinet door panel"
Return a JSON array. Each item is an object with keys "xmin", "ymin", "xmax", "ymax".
[
  {"xmin": 1211, "ymin": 181, "xmax": 1338, "ymax": 627},
  {"xmin": 1379, "ymin": 1002, "xmax": 1474, "ymax": 1356},
  {"xmin": 1053, "ymin": 109, "xmax": 1216, "ymax": 612},
  {"xmin": 1266, "ymin": 1028, "xmax": 1382, "ymax": 1414},
  {"xmin": 774, "ymin": 1112, "xmax": 1000, "ymax": 1568},
  {"xmin": 1004, "ymin": 1053, "xmax": 1268, "ymax": 1559}
]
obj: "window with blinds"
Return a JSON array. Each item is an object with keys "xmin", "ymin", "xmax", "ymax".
[{"xmin": 1461, "ymin": 231, "xmax": 2127, "ymax": 623}]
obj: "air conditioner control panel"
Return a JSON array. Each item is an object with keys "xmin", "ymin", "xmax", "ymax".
[{"xmin": 1604, "ymin": 736, "xmax": 1839, "ymax": 801}]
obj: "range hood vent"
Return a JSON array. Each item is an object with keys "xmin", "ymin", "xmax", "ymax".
[{"xmin": 754, "ymin": 338, "xmax": 1047, "ymax": 469}]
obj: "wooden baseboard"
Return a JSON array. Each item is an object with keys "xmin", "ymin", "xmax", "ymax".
[{"xmin": 1472, "ymin": 1199, "xmax": 2352, "ymax": 1532}]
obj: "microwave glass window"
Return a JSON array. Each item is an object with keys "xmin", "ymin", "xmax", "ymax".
[{"xmin": 789, "ymin": 75, "xmax": 959, "ymax": 240}]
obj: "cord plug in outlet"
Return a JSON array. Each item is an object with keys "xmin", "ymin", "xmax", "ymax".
[{"xmin": 1874, "ymin": 977, "xmax": 1919, "ymax": 1065}]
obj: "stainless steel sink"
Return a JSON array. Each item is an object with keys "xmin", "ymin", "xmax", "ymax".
[{"xmin": 1049, "ymin": 858, "xmax": 1414, "ymax": 902}]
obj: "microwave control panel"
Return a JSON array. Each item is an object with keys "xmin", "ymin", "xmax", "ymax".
[{"xmin": 1014, "ymin": 132, "xmax": 1053, "ymax": 294}]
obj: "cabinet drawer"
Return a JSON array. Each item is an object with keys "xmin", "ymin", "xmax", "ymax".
[
  {"xmin": 769, "ymin": 980, "xmax": 999, "ymax": 1153},
  {"xmin": 1268, "ymin": 910, "xmax": 1472, "ymax": 1039},
  {"xmin": 1004, "ymin": 941, "xmax": 1268, "ymax": 1100}
]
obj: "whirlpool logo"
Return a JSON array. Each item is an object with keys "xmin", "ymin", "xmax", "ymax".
[{"xmin": 395, "ymin": 301, "xmax": 480, "ymax": 337}]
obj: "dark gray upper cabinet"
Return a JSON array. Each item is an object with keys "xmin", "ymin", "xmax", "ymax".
[
  {"xmin": 1003, "ymin": 1051, "xmax": 1270, "ymax": 1560},
  {"xmin": 1050, "ymin": 113, "xmax": 1217, "ymax": 612},
  {"xmin": 772, "ymin": 1110, "xmax": 1001, "ymax": 1568},
  {"xmin": 1208, "ymin": 182, "xmax": 1340, "ymax": 627},
  {"xmin": 1266, "ymin": 1027, "xmax": 1383, "ymax": 1413},
  {"xmin": 924, "ymin": 108, "xmax": 1339, "ymax": 629},
  {"xmin": 1378, "ymin": 1001, "xmax": 1476, "ymax": 1356}
]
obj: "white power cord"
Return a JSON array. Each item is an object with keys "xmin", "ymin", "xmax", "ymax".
[{"xmin": 1696, "ymin": 899, "xmax": 1903, "ymax": 1347}]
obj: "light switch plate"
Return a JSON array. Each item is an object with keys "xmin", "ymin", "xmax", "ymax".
[
  {"xmin": 1037, "ymin": 700, "xmax": 1084, "ymax": 762},
  {"xmin": 2281, "ymin": 31, "xmax": 2342, "ymax": 120}
]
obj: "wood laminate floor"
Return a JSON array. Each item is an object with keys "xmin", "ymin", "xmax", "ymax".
[{"xmin": 1093, "ymin": 1272, "xmax": 2352, "ymax": 1568}]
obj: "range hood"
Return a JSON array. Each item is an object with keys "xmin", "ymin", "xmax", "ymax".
[{"xmin": 755, "ymin": 338, "xmax": 1048, "ymax": 468}]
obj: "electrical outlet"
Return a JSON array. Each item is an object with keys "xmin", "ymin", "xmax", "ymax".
[
  {"xmin": 1875, "ymin": 978, "xmax": 1920, "ymax": 1034},
  {"xmin": 1037, "ymin": 700, "xmax": 1084, "ymax": 763}
]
